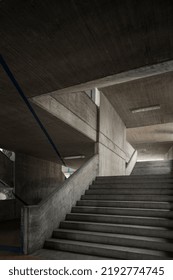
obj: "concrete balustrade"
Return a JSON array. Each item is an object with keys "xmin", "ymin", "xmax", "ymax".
[{"xmin": 22, "ymin": 154, "xmax": 99, "ymax": 254}]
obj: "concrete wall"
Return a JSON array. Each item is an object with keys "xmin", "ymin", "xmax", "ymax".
[
  {"xmin": 126, "ymin": 150, "xmax": 138, "ymax": 175},
  {"xmin": 53, "ymin": 92, "xmax": 97, "ymax": 130},
  {"xmin": 22, "ymin": 154, "xmax": 99, "ymax": 254},
  {"xmin": 15, "ymin": 153, "xmax": 65, "ymax": 205},
  {"xmin": 0, "ymin": 151, "xmax": 13, "ymax": 186},
  {"xmin": 0, "ymin": 199, "xmax": 20, "ymax": 222},
  {"xmin": 125, "ymin": 141, "xmax": 137, "ymax": 175},
  {"xmin": 98, "ymin": 93, "xmax": 126, "ymax": 175},
  {"xmin": 165, "ymin": 146, "xmax": 173, "ymax": 160},
  {"xmin": 32, "ymin": 92, "xmax": 97, "ymax": 142},
  {"xmin": 125, "ymin": 141, "xmax": 135, "ymax": 163}
]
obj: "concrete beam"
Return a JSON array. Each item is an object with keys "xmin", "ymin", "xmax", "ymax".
[
  {"xmin": 31, "ymin": 94, "xmax": 97, "ymax": 142},
  {"xmin": 39, "ymin": 60, "xmax": 173, "ymax": 96}
]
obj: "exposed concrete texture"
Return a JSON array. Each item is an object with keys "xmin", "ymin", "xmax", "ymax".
[
  {"xmin": 125, "ymin": 142, "xmax": 137, "ymax": 175},
  {"xmin": 0, "ymin": 200, "xmax": 19, "ymax": 222},
  {"xmin": 125, "ymin": 141, "xmax": 135, "ymax": 163},
  {"xmin": 0, "ymin": 151, "xmax": 13, "ymax": 187},
  {"xmin": 15, "ymin": 153, "xmax": 65, "ymax": 205},
  {"xmin": 126, "ymin": 150, "xmax": 138, "ymax": 175},
  {"xmin": 98, "ymin": 93, "xmax": 126, "ymax": 176},
  {"xmin": 165, "ymin": 146, "xmax": 173, "ymax": 160},
  {"xmin": 31, "ymin": 93, "xmax": 97, "ymax": 142},
  {"xmin": 51, "ymin": 92, "xmax": 97, "ymax": 130},
  {"xmin": 1, "ymin": 1, "xmax": 173, "ymax": 98},
  {"xmin": 132, "ymin": 160, "xmax": 173, "ymax": 175},
  {"xmin": 102, "ymin": 72, "xmax": 173, "ymax": 128},
  {"xmin": 98, "ymin": 144, "xmax": 125, "ymax": 176},
  {"xmin": 22, "ymin": 155, "xmax": 99, "ymax": 254},
  {"xmin": 32, "ymin": 249, "xmax": 110, "ymax": 260},
  {"xmin": 48, "ymin": 61, "xmax": 173, "ymax": 96}
]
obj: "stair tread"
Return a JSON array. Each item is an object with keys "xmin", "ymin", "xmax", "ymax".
[
  {"xmin": 82, "ymin": 194, "xmax": 173, "ymax": 202},
  {"xmin": 73, "ymin": 206, "xmax": 170, "ymax": 212},
  {"xmin": 61, "ymin": 220, "xmax": 171, "ymax": 231},
  {"xmin": 97, "ymin": 174, "xmax": 173, "ymax": 178},
  {"xmin": 44, "ymin": 172, "xmax": 173, "ymax": 259},
  {"xmin": 46, "ymin": 238, "xmax": 172, "ymax": 258},
  {"xmin": 78, "ymin": 200, "xmax": 170, "ymax": 207},
  {"xmin": 67, "ymin": 213, "xmax": 172, "ymax": 221},
  {"xmin": 54, "ymin": 229, "xmax": 173, "ymax": 243}
]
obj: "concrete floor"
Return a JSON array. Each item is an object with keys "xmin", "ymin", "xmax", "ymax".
[
  {"xmin": 0, "ymin": 219, "xmax": 110, "ymax": 260},
  {"xmin": 0, "ymin": 219, "xmax": 21, "ymax": 247},
  {"xmin": 31, "ymin": 249, "xmax": 111, "ymax": 260},
  {"xmin": 0, "ymin": 249, "xmax": 110, "ymax": 260}
]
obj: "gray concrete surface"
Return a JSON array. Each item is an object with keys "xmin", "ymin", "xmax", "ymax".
[
  {"xmin": 132, "ymin": 160, "xmax": 173, "ymax": 175},
  {"xmin": 0, "ymin": 151, "xmax": 13, "ymax": 187},
  {"xmin": 32, "ymin": 93, "xmax": 97, "ymax": 142},
  {"xmin": 126, "ymin": 150, "xmax": 138, "ymax": 175},
  {"xmin": 31, "ymin": 249, "xmax": 111, "ymax": 260},
  {"xmin": 98, "ymin": 93, "xmax": 126, "ymax": 176},
  {"xmin": 52, "ymin": 92, "xmax": 97, "ymax": 131},
  {"xmin": 166, "ymin": 146, "xmax": 173, "ymax": 160},
  {"xmin": 22, "ymin": 155, "xmax": 99, "ymax": 254},
  {"xmin": 15, "ymin": 153, "xmax": 65, "ymax": 205}
]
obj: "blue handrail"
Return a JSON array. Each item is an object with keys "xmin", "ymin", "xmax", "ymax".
[{"xmin": 0, "ymin": 55, "xmax": 66, "ymax": 166}]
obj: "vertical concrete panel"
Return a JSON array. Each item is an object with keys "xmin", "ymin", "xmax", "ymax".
[
  {"xmin": 98, "ymin": 93, "xmax": 126, "ymax": 175},
  {"xmin": 166, "ymin": 146, "xmax": 173, "ymax": 160},
  {"xmin": 15, "ymin": 153, "xmax": 65, "ymax": 205}
]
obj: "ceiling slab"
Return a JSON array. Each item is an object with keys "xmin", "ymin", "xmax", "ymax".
[
  {"xmin": 102, "ymin": 72, "xmax": 173, "ymax": 128},
  {"xmin": 45, "ymin": 60, "xmax": 173, "ymax": 95},
  {"xmin": 127, "ymin": 123, "xmax": 173, "ymax": 145},
  {"xmin": 0, "ymin": 66, "xmax": 95, "ymax": 166},
  {"xmin": 1, "ymin": 0, "xmax": 173, "ymax": 97}
]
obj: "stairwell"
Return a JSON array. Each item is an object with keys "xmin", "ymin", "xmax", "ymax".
[
  {"xmin": 132, "ymin": 160, "xmax": 173, "ymax": 175},
  {"xmin": 44, "ymin": 173, "xmax": 173, "ymax": 260}
]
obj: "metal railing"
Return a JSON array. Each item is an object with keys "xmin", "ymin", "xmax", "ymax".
[{"xmin": 0, "ymin": 54, "xmax": 66, "ymax": 166}]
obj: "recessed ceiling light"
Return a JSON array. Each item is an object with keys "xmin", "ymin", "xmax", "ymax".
[
  {"xmin": 131, "ymin": 105, "xmax": 161, "ymax": 113},
  {"xmin": 63, "ymin": 155, "xmax": 85, "ymax": 160}
]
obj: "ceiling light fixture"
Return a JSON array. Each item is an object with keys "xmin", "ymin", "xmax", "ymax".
[
  {"xmin": 131, "ymin": 105, "xmax": 161, "ymax": 113},
  {"xmin": 63, "ymin": 155, "xmax": 85, "ymax": 160}
]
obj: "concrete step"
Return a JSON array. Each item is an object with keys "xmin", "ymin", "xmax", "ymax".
[
  {"xmin": 77, "ymin": 200, "xmax": 172, "ymax": 209},
  {"xmin": 44, "ymin": 238, "xmax": 172, "ymax": 260},
  {"xmin": 86, "ymin": 189, "xmax": 173, "ymax": 195},
  {"xmin": 66, "ymin": 213, "xmax": 173, "ymax": 228},
  {"xmin": 95, "ymin": 176, "xmax": 173, "ymax": 184},
  {"xmin": 90, "ymin": 183, "xmax": 173, "ymax": 189},
  {"xmin": 132, "ymin": 161, "xmax": 173, "ymax": 176},
  {"xmin": 60, "ymin": 220, "xmax": 173, "ymax": 239},
  {"xmin": 72, "ymin": 206, "xmax": 173, "ymax": 218},
  {"xmin": 53, "ymin": 229, "xmax": 173, "ymax": 252},
  {"xmin": 82, "ymin": 194, "xmax": 173, "ymax": 201}
]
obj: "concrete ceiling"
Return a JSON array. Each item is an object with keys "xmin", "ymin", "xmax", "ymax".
[
  {"xmin": 1, "ymin": 0, "xmax": 173, "ymax": 163},
  {"xmin": 1, "ymin": 0, "xmax": 173, "ymax": 97},
  {"xmin": 127, "ymin": 123, "xmax": 173, "ymax": 144},
  {"xmin": 101, "ymin": 72, "xmax": 173, "ymax": 128},
  {"xmin": 0, "ymin": 69, "xmax": 95, "ymax": 166}
]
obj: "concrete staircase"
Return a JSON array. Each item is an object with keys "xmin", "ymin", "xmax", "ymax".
[
  {"xmin": 45, "ymin": 175, "xmax": 173, "ymax": 259},
  {"xmin": 132, "ymin": 160, "xmax": 173, "ymax": 175}
]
